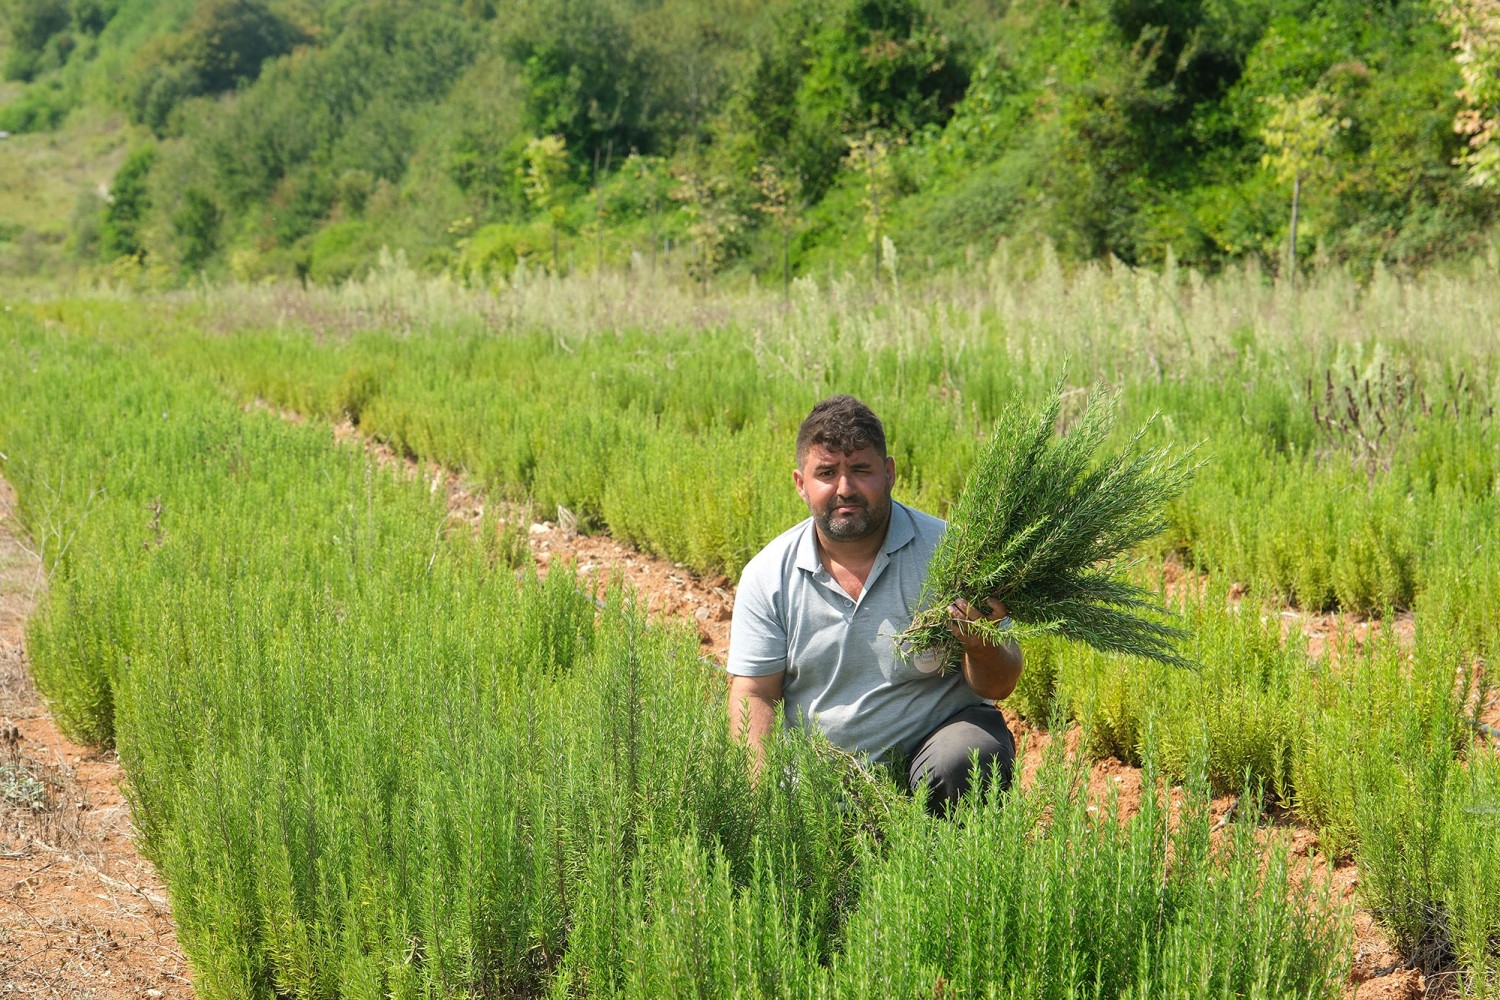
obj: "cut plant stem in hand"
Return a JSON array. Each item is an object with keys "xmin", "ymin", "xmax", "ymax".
[{"xmin": 897, "ymin": 374, "xmax": 1201, "ymax": 672}]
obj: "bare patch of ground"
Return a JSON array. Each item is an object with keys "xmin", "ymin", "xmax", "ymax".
[{"xmin": 0, "ymin": 477, "xmax": 193, "ymax": 998}]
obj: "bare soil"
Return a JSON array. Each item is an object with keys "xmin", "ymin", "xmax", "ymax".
[
  {"xmin": 0, "ymin": 413, "xmax": 1463, "ymax": 997},
  {"xmin": 0, "ymin": 478, "xmax": 192, "ymax": 998}
]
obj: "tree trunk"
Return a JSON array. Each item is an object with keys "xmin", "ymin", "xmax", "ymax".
[
  {"xmin": 782, "ymin": 227, "xmax": 791, "ymax": 309},
  {"xmin": 1288, "ymin": 173, "xmax": 1302, "ymax": 285}
]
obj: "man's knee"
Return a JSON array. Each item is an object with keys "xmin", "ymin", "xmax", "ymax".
[{"xmin": 907, "ymin": 704, "xmax": 1015, "ymax": 815}]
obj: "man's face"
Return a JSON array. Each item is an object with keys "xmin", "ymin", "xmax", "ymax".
[{"xmin": 794, "ymin": 443, "xmax": 896, "ymax": 545}]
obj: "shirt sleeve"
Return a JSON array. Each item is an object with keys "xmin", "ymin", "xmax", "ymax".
[{"xmin": 725, "ymin": 555, "xmax": 789, "ymax": 677}]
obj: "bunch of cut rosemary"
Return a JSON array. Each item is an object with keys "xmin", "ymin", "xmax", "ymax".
[{"xmin": 897, "ymin": 378, "xmax": 1199, "ymax": 671}]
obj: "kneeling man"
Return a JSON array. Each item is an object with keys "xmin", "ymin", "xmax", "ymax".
[{"xmin": 727, "ymin": 395, "xmax": 1023, "ymax": 813}]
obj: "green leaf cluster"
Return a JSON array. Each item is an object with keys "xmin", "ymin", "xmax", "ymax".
[
  {"xmin": 899, "ymin": 377, "xmax": 1199, "ymax": 669},
  {"xmin": 124, "ymin": 0, "xmax": 306, "ymax": 135}
]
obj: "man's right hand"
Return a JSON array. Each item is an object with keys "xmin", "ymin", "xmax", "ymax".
[{"xmin": 727, "ymin": 672, "xmax": 784, "ymax": 780}]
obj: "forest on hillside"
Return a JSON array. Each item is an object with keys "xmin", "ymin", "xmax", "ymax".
[{"xmin": 3, "ymin": 0, "xmax": 1500, "ymax": 284}]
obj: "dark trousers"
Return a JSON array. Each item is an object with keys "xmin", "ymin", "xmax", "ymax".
[{"xmin": 907, "ymin": 703, "xmax": 1015, "ymax": 815}]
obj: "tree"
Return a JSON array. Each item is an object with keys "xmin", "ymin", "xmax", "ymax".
[
  {"xmin": 127, "ymin": 0, "xmax": 306, "ymax": 134},
  {"xmin": 443, "ymin": 53, "xmax": 527, "ymax": 212},
  {"xmin": 99, "ymin": 144, "xmax": 156, "ymax": 260},
  {"xmin": 521, "ymin": 134, "xmax": 570, "ymax": 271},
  {"xmin": 2, "ymin": 0, "xmax": 70, "ymax": 81},
  {"xmin": 71, "ymin": 0, "xmax": 118, "ymax": 35},
  {"xmin": 1258, "ymin": 89, "xmax": 1348, "ymax": 278},
  {"xmin": 1440, "ymin": 0, "xmax": 1500, "ymax": 186},
  {"xmin": 752, "ymin": 161, "xmax": 803, "ymax": 305},
  {"xmin": 671, "ymin": 164, "xmax": 741, "ymax": 287},
  {"xmin": 172, "ymin": 187, "xmax": 221, "ymax": 271},
  {"xmin": 504, "ymin": 0, "xmax": 652, "ymax": 170},
  {"xmin": 730, "ymin": 0, "xmax": 970, "ymax": 201},
  {"xmin": 844, "ymin": 130, "xmax": 900, "ymax": 282}
]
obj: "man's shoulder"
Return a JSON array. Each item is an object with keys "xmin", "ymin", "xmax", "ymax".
[
  {"xmin": 894, "ymin": 501, "xmax": 947, "ymax": 552},
  {"xmin": 898, "ymin": 501, "xmax": 946, "ymax": 534},
  {"xmin": 739, "ymin": 516, "xmax": 814, "ymax": 590}
]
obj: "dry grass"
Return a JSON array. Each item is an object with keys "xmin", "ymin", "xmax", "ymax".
[{"xmin": 0, "ymin": 107, "xmax": 133, "ymax": 288}]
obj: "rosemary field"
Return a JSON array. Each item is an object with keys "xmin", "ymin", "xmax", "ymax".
[{"xmin": 1, "ymin": 254, "xmax": 1495, "ymax": 994}]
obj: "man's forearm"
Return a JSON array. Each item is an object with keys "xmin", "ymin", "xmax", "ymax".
[
  {"xmin": 947, "ymin": 598, "xmax": 1024, "ymax": 701},
  {"xmin": 728, "ymin": 673, "xmax": 784, "ymax": 774},
  {"xmin": 962, "ymin": 637, "xmax": 1023, "ymax": 701},
  {"xmin": 729, "ymin": 691, "xmax": 776, "ymax": 749}
]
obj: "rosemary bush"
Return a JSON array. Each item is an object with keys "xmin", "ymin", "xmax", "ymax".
[{"xmin": 897, "ymin": 378, "xmax": 1199, "ymax": 669}]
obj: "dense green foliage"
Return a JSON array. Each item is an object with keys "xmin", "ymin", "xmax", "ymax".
[
  {"xmin": 171, "ymin": 258, "xmax": 1500, "ymax": 646},
  {"xmin": 898, "ymin": 381, "xmax": 1198, "ymax": 669},
  {"xmin": 1, "ymin": 298, "xmax": 1363, "ymax": 999},
  {"xmin": 3, "ymin": 0, "xmax": 1498, "ymax": 283},
  {"xmin": 123, "ymin": 0, "xmax": 306, "ymax": 134}
]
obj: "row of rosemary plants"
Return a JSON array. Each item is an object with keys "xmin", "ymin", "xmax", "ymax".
[
  {"xmin": 176, "ymin": 259, "xmax": 1499, "ymax": 990},
  {"xmin": 180, "ymin": 260, "xmax": 1500, "ymax": 656}
]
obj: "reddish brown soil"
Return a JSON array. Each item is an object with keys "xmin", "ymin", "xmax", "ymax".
[
  {"xmin": 1482, "ymin": 687, "xmax": 1500, "ymax": 735},
  {"xmin": 2, "ymin": 412, "xmax": 1464, "ymax": 996}
]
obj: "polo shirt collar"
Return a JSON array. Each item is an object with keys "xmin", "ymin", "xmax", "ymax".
[{"xmin": 794, "ymin": 501, "xmax": 917, "ymax": 575}]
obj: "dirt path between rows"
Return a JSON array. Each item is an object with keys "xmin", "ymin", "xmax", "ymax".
[
  {"xmin": 3, "ymin": 408, "xmax": 1470, "ymax": 997},
  {"xmin": 0, "ymin": 477, "xmax": 193, "ymax": 998}
]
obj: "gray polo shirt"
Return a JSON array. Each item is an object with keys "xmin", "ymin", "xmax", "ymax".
[{"xmin": 727, "ymin": 501, "xmax": 986, "ymax": 763}]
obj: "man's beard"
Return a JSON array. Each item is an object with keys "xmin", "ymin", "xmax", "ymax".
[{"xmin": 814, "ymin": 495, "xmax": 889, "ymax": 542}]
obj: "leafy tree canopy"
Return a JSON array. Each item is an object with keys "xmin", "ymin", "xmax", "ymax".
[{"xmin": 3, "ymin": 0, "xmax": 1493, "ymax": 282}]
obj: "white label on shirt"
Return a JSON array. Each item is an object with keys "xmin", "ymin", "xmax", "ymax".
[{"xmin": 911, "ymin": 646, "xmax": 946, "ymax": 675}]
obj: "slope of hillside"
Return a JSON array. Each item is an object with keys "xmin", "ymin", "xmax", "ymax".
[{"xmin": 2, "ymin": 0, "xmax": 1497, "ymax": 289}]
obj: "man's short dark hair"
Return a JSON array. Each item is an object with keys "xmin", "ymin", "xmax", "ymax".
[{"xmin": 796, "ymin": 395, "xmax": 886, "ymax": 464}]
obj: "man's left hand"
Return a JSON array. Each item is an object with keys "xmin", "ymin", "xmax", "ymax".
[
  {"xmin": 945, "ymin": 595, "xmax": 1010, "ymax": 650},
  {"xmin": 945, "ymin": 594, "xmax": 1022, "ymax": 700}
]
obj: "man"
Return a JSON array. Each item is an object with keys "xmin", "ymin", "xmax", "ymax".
[{"xmin": 727, "ymin": 394, "xmax": 1023, "ymax": 814}]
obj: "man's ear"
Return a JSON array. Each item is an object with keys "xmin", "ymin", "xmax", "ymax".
[
  {"xmin": 793, "ymin": 467, "xmax": 807, "ymax": 504},
  {"xmin": 884, "ymin": 455, "xmax": 896, "ymax": 486}
]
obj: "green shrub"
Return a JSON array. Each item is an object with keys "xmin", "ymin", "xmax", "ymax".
[
  {"xmin": 0, "ymin": 77, "xmax": 72, "ymax": 130},
  {"xmin": 306, "ymin": 220, "xmax": 377, "ymax": 285},
  {"xmin": 99, "ymin": 143, "xmax": 156, "ymax": 260},
  {"xmin": 124, "ymin": 0, "xmax": 306, "ymax": 134},
  {"xmin": 457, "ymin": 220, "xmax": 558, "ymax": 279},
  {"xmin": 2, "ymin": 0, "xmax": 70, "ymax": 81}
]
